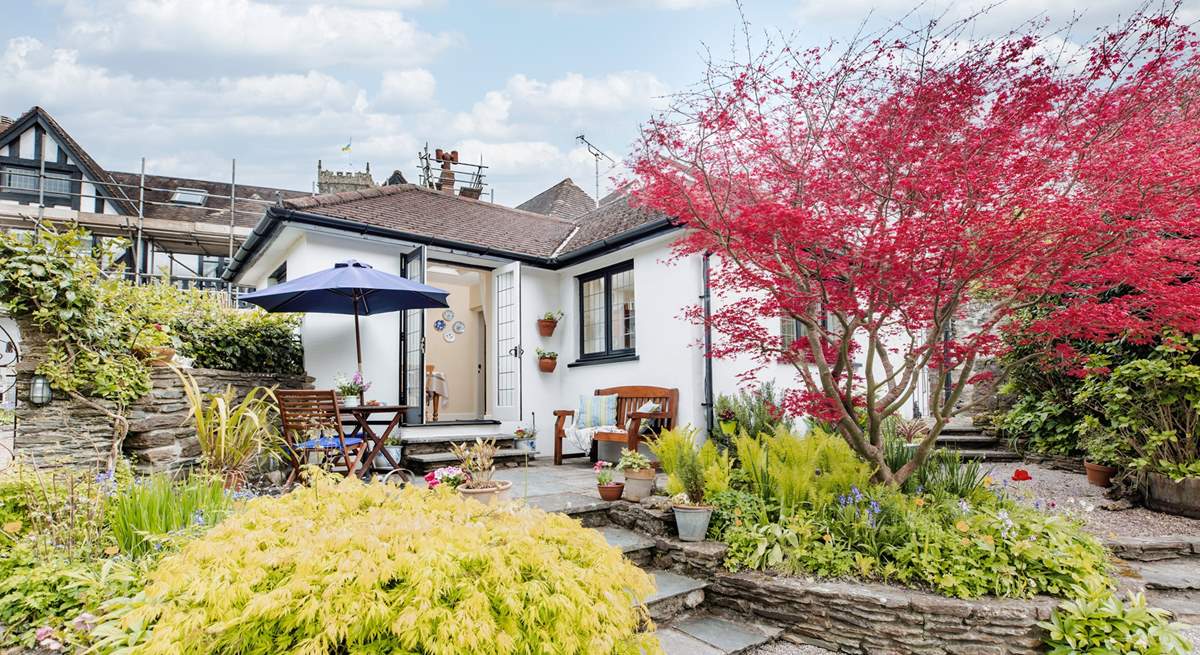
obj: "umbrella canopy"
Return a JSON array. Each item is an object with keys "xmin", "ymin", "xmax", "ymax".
[
  {"xmin": 241, "ymin": 259, "xmax": 449, "ymax": 401},
  {"xmin": 240, "ymin": 259, "xmax": 449, "ymax": 315}
]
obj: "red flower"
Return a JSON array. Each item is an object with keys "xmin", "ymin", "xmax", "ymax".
[
  {"xmin": 1011, "ymin": 469, "xmax": 1032, "ymax": 482},
  {"xmin": 423, "ymin": 471, "xmax": 439, "ymax": 488}
]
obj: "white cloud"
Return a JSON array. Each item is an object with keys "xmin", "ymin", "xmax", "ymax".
[
  {"xmin": 56, "ymin": 0, "xmax": 456, "ymax": 69},
  {"xmin": 508, "ymin": 0, "xmax": 722, "ymax": 11},
  {"xmin": 452, "ymin": 91, "xmax": 514, "ymax": 139},
  {"xmin": 376, "ymin": 69, "xmax": 437, "ymax": 109}
]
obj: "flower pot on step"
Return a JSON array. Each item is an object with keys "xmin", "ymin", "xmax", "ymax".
[
  {"xmin": 1083, "ymin": 461, "xmax": 1117, "ymax": 488},
  {"xmin": 621, "ymin": 468, "xmax": 655, "ymax": 501},
  {"xmin": 538, "ymin": 357, "xmax": 557, "ymax": 373},
  {"xmin": 597, "ymin": 482, "xmax": 624, "ymax": 501},
  {"xmin": 148, "ymin": 346, "xmax": 175, "ymax": 367},
  {"xmin": 457, "ymin": 479, "xmax": 512, "ymax": 505},
  {"xmin": 673, "ymin": 504, "xmax": 713, "ymax": 542},
  {"xmin": 1145, "ymin": 472, "xmax": 1200, "ymax": 519},
  {"xmin": 537, "ymin": 319, "xmax": 558, "ymax": 337}
]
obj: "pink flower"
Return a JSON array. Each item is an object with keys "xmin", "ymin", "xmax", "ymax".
[{"xmin": 36, "ymin": 627, "xmax": 53, "ymax": 641}]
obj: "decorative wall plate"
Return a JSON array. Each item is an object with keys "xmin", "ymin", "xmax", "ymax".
[
  {"xmin": 443, "ymin": 331, "xmax": 457, "ymax": 343},
  {"xmin": 442, "ymin": 309, "xmax": 455, "ymax": 321},
  {"xmin": 452, "ymin": 320, "xmax": 466, "ymax": 334},
  {"xmin": 433, "ymin": 319, "xmax": 446, "ymax": 332}
]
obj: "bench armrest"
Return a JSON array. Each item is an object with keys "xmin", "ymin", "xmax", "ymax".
[
  {"xmin": 628, "ymin": 411, "xmax": 670, "ymax": 420},
  {"xmin": 553, "ymin": 409, "xmax": 575, "ymax": 418}
]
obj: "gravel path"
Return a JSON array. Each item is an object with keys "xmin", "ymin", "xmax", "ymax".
[{"xmin": 984, "ymin": 462, "xmax": 1200, "ymax": 539}]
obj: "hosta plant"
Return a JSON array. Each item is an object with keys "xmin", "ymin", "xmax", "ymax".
[
  {"xmin": 1040, "ymin": 580, "xmax": 1193, "ymax": 654},
  {"xmin": 91, "ymin": 473, "xmax": 662, "ymax": 654}
]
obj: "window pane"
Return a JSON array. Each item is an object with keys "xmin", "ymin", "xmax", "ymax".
[
  {"xmin": 2, "ymin": 167, "xmax": 37, "ymax": 191},
  {"xmin": 781, "ymin": 318, "xmax": 796, "ymax": 349},
  {"xmin": 44, "ymin": 172, "xmax": 71, "ymax": 196},
  {"xmin": 581, "ymin": 277, "xmax": 606, "ymax": 354},
  {"xmin": 609, "ymin": 268, "xmax": 635, "ymax": 351}
]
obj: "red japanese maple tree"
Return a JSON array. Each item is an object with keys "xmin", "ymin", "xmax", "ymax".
[{"xmin": 633, "ymin": 7, "xmax": 1200, "ymax": 484}]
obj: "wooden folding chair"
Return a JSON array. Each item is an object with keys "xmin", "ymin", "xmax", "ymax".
[{"xmin": 276, "ymin": 389, "xmax": 366, "ymax": 485}]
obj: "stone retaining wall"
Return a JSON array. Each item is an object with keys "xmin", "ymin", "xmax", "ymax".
[
  {"xmin": 710, "ymin": 572, "xmax": 1056, "ymax": 655},
  {"xmin": 1107, "ymin": 535, "xmax": 1200, "ymax": 562},
  {"xmin": 1022, "ymin": 453, "xmax": 1086, "ymax": 474},
  {"xmin": 13, "ymin": 319, "xmax": 311, "ymax": 472}
]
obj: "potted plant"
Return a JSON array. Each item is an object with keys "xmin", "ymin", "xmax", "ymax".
[
  {"xmin": 423, "ymin": 466, "xmax": 468, "ymax": 490},
  {"xmin": 717, "ymin": 408, "xmax": 737, "ymax": 436},
  {"xmin": 514, "ymin": 424, "xmax": 537, "ymax": 451},
  {"xmin": 537, "ymin": 311, "xmax": 563, "ymax": 337},
  {"xmin": 594, "ymin": 461, "xmax": 624, "ymax": 500},
  {"xmin": 1082, "ymin": 431, "xmax": 1121, "ymax": 487},
  {"xmin": 536, "ymin": 348, "xmax": 558, "ymax": 373},
  {"xmin": 377, "ymin": 435, "xmax": 404, "ymax": 470},
  {"xmin": 649, "ymin": 429, "xmax": 715, "ymax": 542},
  {"xmin": 450, "ymin": 438, "xmax": 512, "ymax": 504},
  {"xmin": 133, "ymin": 322, "xmax": 178, "ymax": 366},
  {"xmin": 334, "ymin": 371, "xmax": 371, "ymax": 405},
  {"xmin": 616, "ymin": 448, "xmax": 655, "ymax": 501}
]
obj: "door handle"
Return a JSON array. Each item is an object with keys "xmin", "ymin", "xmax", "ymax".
[{"xmin": 509, "ymin": 345, "xmax": 524, "ymax": 358}]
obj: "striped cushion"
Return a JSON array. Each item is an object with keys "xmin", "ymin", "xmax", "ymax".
[{"xmin": 577, "ymin": 394, "xmax": 617, "ymax": 429}]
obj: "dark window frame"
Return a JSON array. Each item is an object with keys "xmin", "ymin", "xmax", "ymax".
[{"xmin": 576, "ymin": 260, "xmax": 636, "ymax": 363}]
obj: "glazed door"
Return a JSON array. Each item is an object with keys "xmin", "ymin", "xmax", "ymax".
[
  {"xmin": 492, "ymin": 261, "xmax": 522, "ymax": 421},
  {"xmin": 401, "ymin": 246, "xmax": 426, "ymax": 424}
]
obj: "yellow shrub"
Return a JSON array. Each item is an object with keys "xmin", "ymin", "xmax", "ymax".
[{"xmin": 93, "ymin": 475, "xmax": 662, "ymax": 655}]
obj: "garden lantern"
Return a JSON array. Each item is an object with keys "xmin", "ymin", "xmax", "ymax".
[{"xmin": 29, "ymin": 374, "xmax": 52, "ymax": 405}]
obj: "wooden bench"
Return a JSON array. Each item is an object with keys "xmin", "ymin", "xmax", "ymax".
[{"xmin": 553, "ymin": 385, "xmax": 679, "ymax": 465}]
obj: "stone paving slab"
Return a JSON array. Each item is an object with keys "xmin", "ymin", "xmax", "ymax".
[
  {"xmin": 598, "ymin": 525, "xmax": 656, "ymax": 554},
  {"xmin": 646, "ymin": 570, "xmax": 707, "ymax": 604},
  {"xmin": 672, "ymin": 615, "xmax": 781, "ymax": 653},
  {"xmin": 655, "ymin": 627, "xmax": 724, "ymax": 655},
  {"xmin": 524, "ymin": 492, "xmax": 611, "ymax": 515}
]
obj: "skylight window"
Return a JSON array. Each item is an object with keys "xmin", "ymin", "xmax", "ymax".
[{"xmin": 170, "ymin": 187, "xmax": 208, "ymax": 206}]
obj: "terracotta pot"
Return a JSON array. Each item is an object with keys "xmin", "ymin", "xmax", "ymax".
[
  {"xmin": 597, "ymin": 482, "xmax": 625, "ymax": 501},
  {"xmin": 538, "ymin": 357, "xmax": 558, "ymax": 373},
  {"xmin": 621, "ymin": 467, "xmax": 655, "ymax": 501},
  {"xmin": 1145, "ymin": 472, "xmax": 1200, "ymax": 519},
  {"xmin": 457, "ymin": 479, "xmax": 513, "ymax": 505},
  {"xmin": 537, "ymin": 319, "xmax": 558, "ymax": 337},
  {"xmin": 148, "ymin": 346, "xmax": 175, "ymax": 367},
  {"xmin": 1083, "ymin": 461, "xmax": 1117, "ymax": 488}
]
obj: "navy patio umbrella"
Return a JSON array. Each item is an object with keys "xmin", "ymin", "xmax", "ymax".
[{"xmin": 241, "ymin": 259, "xmax": 449, "ymax": 397}]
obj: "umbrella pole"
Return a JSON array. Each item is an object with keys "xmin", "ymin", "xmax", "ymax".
[{"xmin": 354, "ymin": 294, "xmax": 364, "ymax": 406}]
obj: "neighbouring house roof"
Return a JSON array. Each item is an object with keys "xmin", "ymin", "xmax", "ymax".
[
  {"xmin": 284, "ymin": 184, "xmax": 579, "ymax": 258},
  {"xmin": 0, "ymin": 106, "xmax": 138, "ymax": 215},
  {"xmin": 555, "ymin": 192, "xmax": 666, "ymax": 257},
  {"xmin": 107, "ymin": 172, "xmax": 308, "ymax": 228},
  {"xmin": 516, "ymin": 178, "xmax": 596, "ymax": 220}
]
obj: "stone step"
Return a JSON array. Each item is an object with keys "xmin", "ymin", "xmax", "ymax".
[
  {"xmin": 1146, "ymin": 590, "xmax": 1200, "ymax": 624},
  {"xmin": 402, "ymin": 433, "xmax": 518, "ymax": 455},
  {"xmin": 599, "ymin": 525, "xmax": 656, "ymax": 566},
  {"xmin": 644, "ymin": 570, "xmax": 707, "ymax": 622},
  {"xmin": 950, "ymin": 448, "xmax": 1022, "ymax": 462},
  {"xmin": 935, "ymin": 434, "xmax": 1000, "ymax": 448},
  {"xmin": 404, "ymin": 448, "xmax": 536, "ymax": 472},
  {"xmin": 938, "ymin": 426, "xmax": 990, "ymax": 436},
  {"xmin": 655, "ymin": 614, "xmax": 783, "ymax": 655}
]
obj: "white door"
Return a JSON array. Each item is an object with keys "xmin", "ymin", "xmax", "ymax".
[
  {"xmin": 493, "ymin": 261, "xmax": 522, "ymax": 421},
  {"xmin": 402, "ymin": 246, "xmax": 426, "ymax": 424}
]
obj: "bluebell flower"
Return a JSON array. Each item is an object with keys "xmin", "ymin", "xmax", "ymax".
[{"xmin": 192, "ymin": 510, "xmax": 206, "ymax": 526}]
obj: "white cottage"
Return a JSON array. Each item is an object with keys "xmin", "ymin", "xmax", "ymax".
[{"xmin": 223, "ymin": 178, "xmax": 838, "ymax": 461}]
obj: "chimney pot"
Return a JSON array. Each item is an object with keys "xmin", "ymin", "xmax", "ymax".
[{"xmin": 0, "ymin": 115, "xmax": 12, "ymax": 127}]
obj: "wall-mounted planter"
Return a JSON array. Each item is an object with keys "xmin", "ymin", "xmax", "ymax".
[
  {"xmin": 537, "ymin": 319, "xmax": 558, "ymax": 337},
  {"xmin": 1145, "ymin": 472, "xmax": 1200, "ymax": 519},
  {"xmin": 538, "ymin": 357, "xmax": 558, "ymax": 373}
]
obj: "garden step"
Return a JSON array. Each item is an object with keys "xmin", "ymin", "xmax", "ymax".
[
  {"xmin": 1117, "ymin": 557, "xmax": 1200, "ymax": 591},
  {"xmin": 402, "ymin": 433, "xmax": 518, "ymax": 455},
  {"xmin": 599, "ymin": 525, "xmax": 656, "ymax": 566},
  {"xmin": 949, "ymin": 448, "xmax": 1021, "ymax": 462},
  {"xmin": 404, "ymin": 448, "xmax": 537, "ymax": 472},
  {"xmin": 658, "ymin": 614, "xmax": 783, "ymax": 654},
  {"xmin": 934, "ymin": 434, "xmax": 1000, "ymax": 448},
  {"xmin": 644, "ymin": 570, "xmax": 707, "ymax": 622},
  {"xmin": 1146, "ymin": 590, "xmax": 1200, "ymax": 624}
]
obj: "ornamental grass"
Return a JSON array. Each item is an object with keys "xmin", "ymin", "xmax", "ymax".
[{"xmin": 92, "ymin": 473, "xmax": 661, "ymax": 655}]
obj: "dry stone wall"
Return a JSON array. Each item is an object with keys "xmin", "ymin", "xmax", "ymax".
[{"xmin": 13, "ymin": 319, "xmax": 311, "ymax": 473}]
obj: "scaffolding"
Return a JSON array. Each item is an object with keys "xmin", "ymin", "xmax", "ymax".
[
  {"xmin": 416, "ymin": 144, "xmax": 489, "ymax": 200},
  {"xmin": 0, "ymin": 160, "xmax": 275, "ymax": 300}
]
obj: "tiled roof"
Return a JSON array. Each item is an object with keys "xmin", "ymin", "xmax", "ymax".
[
  {"xmin": 556, "ymin": 192, "xmax": 670, "ymax": 256},
  {"xmin": 284, "ymin": 184, "xmax": 578, "ymax": 258},
  {"xmin": 516, "ymin": 178, "xmax": 596, "ymax": 220},
  {"xmin": 108, "ymin": 172, "xmax": 307, "ymax": 228}
]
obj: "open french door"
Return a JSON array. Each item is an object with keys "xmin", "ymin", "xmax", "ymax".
[
  {"xmin": 401, "ymin": 246, "xmax": 426, "ymax": 424},
  {"xmin": 493, "ymin": 261, "xmax": 522, "ymax": 421}
]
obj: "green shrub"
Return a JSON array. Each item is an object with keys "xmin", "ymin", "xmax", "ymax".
[
  {"xmin": 1040, "ymin": 580, "xmax": 1193, "ymax": 654},
  {"xmin": 734, "ymin": 428, "xmax": 873, "ymax": 520},
  {"xmin": 706, "ymin": 489, "xmax": 769, "ymax": 539},
  {"xmin": 906, "ymin": 449, "xmax": 991, "ymax": 501},
  {"xmin": 175, "ymin": 368, "xmax": 280, "ymax": 483},
  {"xmin": 650, "ymin": 428, "xmax": 730, "ymax": 504},
  {"xmin": 1076, "ymin": 334, "xmax": 1200, "ymax": 477},
  {"xmin": 106, "ymin": 474, "xmax": 231, "ymax": 559},
  {"xmin": 175, "ymin": 309, "xmax": 303, "ymax": 375},
  {"xmin": 91, "ymin": 474, "xmax": 662, "ymax": 654},
  {"xmin": 711, "ymin": 382, "xmax": 794, "ymax": 449}
]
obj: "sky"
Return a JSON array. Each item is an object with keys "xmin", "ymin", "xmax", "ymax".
[{"xmin": 0, "ymin": 0, "xmax": 1173, "ymax": 206}]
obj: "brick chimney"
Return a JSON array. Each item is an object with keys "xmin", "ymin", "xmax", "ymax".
[{"xmin": 0, "ymin": 116, "xmax": 12, "ymax": 129}]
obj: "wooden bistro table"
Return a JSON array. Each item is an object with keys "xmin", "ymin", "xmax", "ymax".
[{"xmin": 339, "ymin": 404, "xmax": 407, "ymax": 479}]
